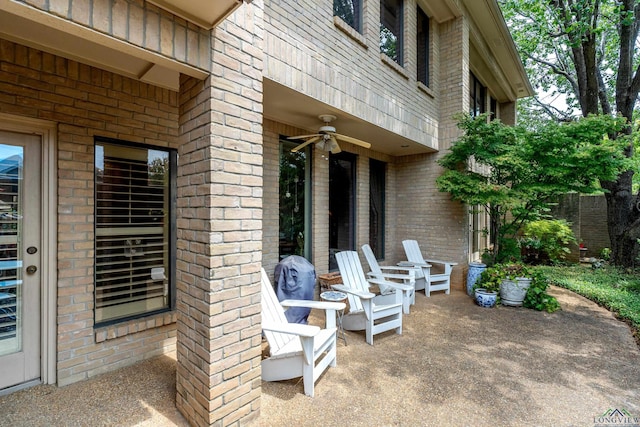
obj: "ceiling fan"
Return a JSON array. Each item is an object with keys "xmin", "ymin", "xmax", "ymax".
[{"xmin": 288, "ymin": 114, "xmax": 372, "ymax": 154}]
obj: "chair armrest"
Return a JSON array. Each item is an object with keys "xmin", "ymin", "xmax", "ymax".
[
  {"xmin": 368, "ymin": 271, "xmax": 414, "ymax": 282},
  {"xmin": 331, "ymin": 284, "xmax": 375, "ymax": 299},
  {"xmin": 398, "ymin": 261, "xmax": 432, "ymax": 268},
  {"xmin": 262, "ymin": 322, "xmax": 321, "ymax": 337},
  {"xmin": 367, "ymin": 278, "xmax": 413, "ymax": 292},
  {"xmin": 281, "ymin": 299, "xmax": 346, "ymax": 311},
  {"xmin": 378, "ymin": 265, "xmax": 417, "ymax": 273},
  {"xmin": 425, "ymin": 259, "xmax": 458, "ymax": 266}
]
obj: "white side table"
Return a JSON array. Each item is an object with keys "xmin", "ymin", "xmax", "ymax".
[{"xmin": 320, "ymin": 291, "xmax": 347, "ymax": 345}]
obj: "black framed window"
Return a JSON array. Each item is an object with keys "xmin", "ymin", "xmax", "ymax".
[
  {"xmin": 369, "ymin": 160, "xmax": 386, "ymax": 259},
  {"xmin": 490, "ymin": 96, "xmax": 498, "ymax": 121},
  {"xmin": 380, "ymin": 0, "xmax": 404, "ymax": 65},
  {"xmin": 94, "ymin": 138, "xmax": 176, "ymax": 325},
  {"xmin": 470, "ymin": 72, "xmax": 486, "ymax": 117},
  {"xmin": 417, "ymin": 7, "xmax": 430, "ymax": 86},
  {"xmin": 279, "ymin": 139, "xmax": 311, "ymax": 259},
  {"xmin": 329, "ymin": 152, "xmax": 356, "ymax": 271},
  {"xmin": 335, "ymin": 0, "xmax": 362, "ymax": 32}
]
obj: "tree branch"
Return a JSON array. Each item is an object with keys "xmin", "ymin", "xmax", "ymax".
[
  {"xmin": 524, "ymin": 52, "xmax": 577, "ymax": 86},
  {"xmin": 532, "ymin": 97, "xmax": 574, "ymax": 122}
]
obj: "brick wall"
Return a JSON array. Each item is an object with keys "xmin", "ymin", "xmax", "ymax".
[
  {"xmin": 0, "ymin": 38, "xmax": 179, "ymax": 385},
  {"xmin": 580, "ymin": 195, "xmax": 610, "ymax": 258},
  {"xmin": 261, "ymin": 119, "xmax": 281, "ymax": 278},
  {"xmin": 393, "ymin": 16, "xmax": 469, "ymax": 289},
  {"xmin": 553, "ymin": 194, "xmax": 610, "ymax": 261},
  {"xmin": 175, "ymin": 2, "xmax": 264, "ymax": 426},
  {"xmin": 264, "ymin": 0, "xmax": 439, "ymax": 148},
  {"xmin": 262, "ymin": 5, "xmax": 472, "ymax": 289}
]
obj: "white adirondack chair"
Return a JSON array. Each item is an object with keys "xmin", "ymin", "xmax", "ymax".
[
  {"xmin": 332, "ymin": 250, "xmax": 404, "ymax": 345},
  {"xmin": 361, "ymin": 243, "xmax": 415, "ymax": 314},
  {"xmin": 401, "ymin": 239, "xmax": 458, "ymax": 297},
  {"xmin": 260, "ymin": 268, "xmax": 345, "ymax": 397}
]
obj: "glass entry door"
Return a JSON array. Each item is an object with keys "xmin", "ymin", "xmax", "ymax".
[{"xmin": 0, "ymin": 131, "xmax": 41, "ymax": 390}]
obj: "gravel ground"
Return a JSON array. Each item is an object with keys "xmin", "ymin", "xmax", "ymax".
[{"xmin": 1, "ymin": 286, "xmax": 638, "ymax": 427}]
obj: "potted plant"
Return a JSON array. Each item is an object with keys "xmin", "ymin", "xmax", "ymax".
[
  {"xmin": 499, "ymin": 262, "xmax": 534, "ymax": 307},
  {"xmin": 474, "ymin": 263, "xmax": 561, "ymax": 312},
  {"xmin": 472, "ymin": 266, "xmax": 504, "ymax": 308}
]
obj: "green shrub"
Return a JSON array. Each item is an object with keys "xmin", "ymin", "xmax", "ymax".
[
  {"xmin": 520, "ymin": 219, "xmax": 577, "ymax": 265},
  {"xmin": 475, "ymin": 265, "xmax": 505, "ymax": 294},
  {"xmin": 523, "ymin": 270, "xmax": 561, "ymax": 312},
  {"xmin": 539, "ymin": 265, "xmax": 640, "ymax": 335}
]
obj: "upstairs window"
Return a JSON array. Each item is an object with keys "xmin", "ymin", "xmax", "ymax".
[
  {"xmin": 334, "ymin": 0, "xmax": 363, "ymax": 32},
  {"xmin": 490, "ymin": 96, "xmax": 498, "ymax": 120},
  {"xmin": 470, "ymin": 72, "xmax": 486, "ymax": 117},
  {"xmin": 417, "ymin": 7, "xmax": 430, "ymax": 86},
  {"xmin": 94, "ymin": 138, "xmax": 176, "ymax": 325},
  {"xmin": 380, "ymin": 0, "xmax": 404, "ymax": 65}
]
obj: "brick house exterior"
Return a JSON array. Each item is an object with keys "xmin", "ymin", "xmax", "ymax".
[{"xmin": 0, "ymin": 0, "xmax": 530, "ymax": 426}]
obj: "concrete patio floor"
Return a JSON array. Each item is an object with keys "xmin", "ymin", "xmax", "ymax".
[{"xmin": 1, "ymin": 285, "xmax": 639, "ymax": 427}]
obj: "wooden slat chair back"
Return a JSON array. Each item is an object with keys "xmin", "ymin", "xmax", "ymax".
[
  {"xmin": 401, "ymin": 240, "xmax": 458, "ymax": 297},
  {"xmin": 332, "ymin": 251, "xmax": 404, "ymax": 345},
  {"xmin": 361, "ymin": 243, "xmax": 415, "ymax": 314},
  {"xmin": 261, "ymin": 268, "xmax": 294, "ymax": 353},
  {"xmin": 260, "ymin": 268, "xmax": 344, "ymax": 397}
]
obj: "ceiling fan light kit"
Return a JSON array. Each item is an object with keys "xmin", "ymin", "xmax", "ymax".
[{"xmin": 288, "ymin": 114, "xmax": 371, "ymax": 154}]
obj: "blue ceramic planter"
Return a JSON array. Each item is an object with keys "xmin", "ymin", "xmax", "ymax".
[
  {"xmin": 466, "ymin": 262, "xmax": 487, "ymax": 296},
  {"xmin": 474, "ymin": 288, "xmax": 497, "ymax": 308}
]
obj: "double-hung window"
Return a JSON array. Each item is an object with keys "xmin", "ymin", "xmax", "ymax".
[
  {"xmin": 334, "ymin": 0, "xmax": 362, "ymax": 32},
  {"xmin": 94, "ymin": 138, "xmax": 176, "ymax": 325},
  {"xmin": 470, "ymin": 72, "xmax": 486, "ymax": 117},
  {"xmin": 417, "ymin": 7, "xmax": 430, "ymax": 86},
  {"xmin": 380, "ymin": 0, "xmax": 404, "ymax": 65}
]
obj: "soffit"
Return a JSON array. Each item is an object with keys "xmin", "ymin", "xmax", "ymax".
[
  {"xmin": 463, "ymin": 0, "xmax": 534, "ymax": 101},
  {"xmin": 0, "ymin": 0, "xmax": 210, "ymax": 91},
  {"xmin": 147, "ymin": 0, "xmax": 242, "ymax": 29},
  {"xmin": 263, "ymin": 79, "xmax": 436, "ymax": 157},
  {"xmin": 416, "ymin": 0, "xmax": 462, "ymax": 23}
]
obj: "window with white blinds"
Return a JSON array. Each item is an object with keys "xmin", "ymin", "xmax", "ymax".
[{"xmin": 94, "ymin": 139, "xmax": 176, "ymax": 325}]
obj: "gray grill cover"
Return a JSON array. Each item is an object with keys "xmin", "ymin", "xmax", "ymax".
[{"xmin": 274, "ymin": 255, "xmax": 316, "ymax": 324}]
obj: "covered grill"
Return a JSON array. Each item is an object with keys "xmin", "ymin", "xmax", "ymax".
[{"xmin": 273, "ymin": 255, "xmax": 316, "ymax": 324}]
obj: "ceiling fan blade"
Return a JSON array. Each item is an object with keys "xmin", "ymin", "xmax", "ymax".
[
  {"xmin": 291, "ymin": 136, "xmax": 321, "ymax": 152},
  {"xmin": 333, "ymin": 133, "xmax": 371, "ymax": 149},
  {"xmin": 287, "ymin": 133, "xmax": 322, "ymax": 140},
  {"xmin": 329, "ymin": 135, "xmax": 341, "ymax": 154}
]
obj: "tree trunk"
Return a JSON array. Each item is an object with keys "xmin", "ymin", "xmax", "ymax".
[
  {"xmin": 602, "ymin": 170, "xmax": 640, "ymax": 267},
  {"xmin": 593, "ymin": 0, "xmax": 640, "ymax": 268}
]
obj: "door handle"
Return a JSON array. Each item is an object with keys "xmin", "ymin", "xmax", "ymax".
[{"xmin": 26, "ymin": 265, "xmax": 37, "ymax": 275}]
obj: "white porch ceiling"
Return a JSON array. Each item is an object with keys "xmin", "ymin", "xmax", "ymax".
[
  {"xmin": 263, "ymin": 79, "xmax": 436, "ymax": 157},
  {"xmin": 148, "ymin": 0, "xmax": 242, "ymax": 29}
]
